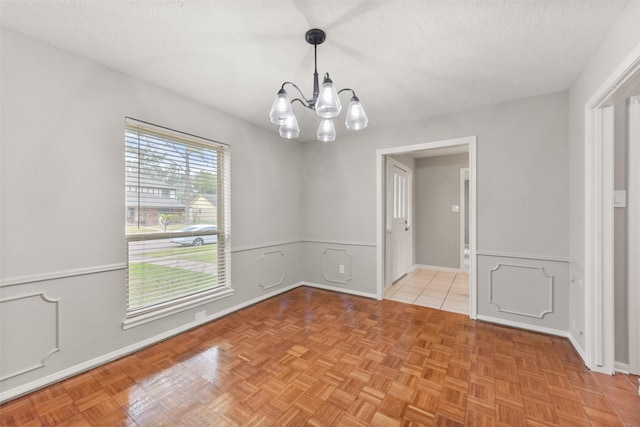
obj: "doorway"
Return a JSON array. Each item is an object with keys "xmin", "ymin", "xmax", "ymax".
[
  {"xmin": 585, "ymin": 45, "xmax": 640, "ymax": 374},
  {"xmin": 376, "ymin": 136, "xmax": 477, "ymax": 319}
]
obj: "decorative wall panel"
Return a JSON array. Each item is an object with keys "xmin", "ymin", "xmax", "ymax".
[
  {"xmin": 321, "ymin": 248, "xmax": 353, "ymax": 285},
  {"xmin": 489, "ymin": 263, "xmax": 553, "ymax": 318},
  {"xmin": 259, "ymin": 250, "xmax": 286, "ymax": 290},
  {"xmin": 0, "ymin": 293, "xmax": 60, "ymax": 381}
]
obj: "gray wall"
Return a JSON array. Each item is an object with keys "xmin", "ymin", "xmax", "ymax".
[
  {"xmin": 302, "ymin": 90, "xmax": 571, "ymax": 333},
  {"xmin": 414, "ymin": 153, "xmax": 468, "ymax": 268},
  {"xmin": 0, "ymin": 28, "xmax": 305, "ymax": 400},
  {"xmin": 614, "ymin": 95, "xmax": 629, "ymax": 365},
  {"xmin": 567, "ymin": 1, "xmax": 640, "ymax": 359}
]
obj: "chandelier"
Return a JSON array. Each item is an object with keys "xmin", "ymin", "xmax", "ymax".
[{"xmin": 269, "ymin": 29, "xmax": 368, "ymax": 142}]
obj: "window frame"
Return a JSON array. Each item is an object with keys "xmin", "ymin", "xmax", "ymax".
[{"xmin": 123, "ymin": 118, "xmax": 232, "ymax": 329}]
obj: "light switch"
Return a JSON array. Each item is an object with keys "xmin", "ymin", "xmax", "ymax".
[
  {"xmin": 451, "ymin": 204, "xmax": 460, "ymax": 212},
  {"xmin": 614, "ymin": 190, "xmax": 627, "ymax": 208}
]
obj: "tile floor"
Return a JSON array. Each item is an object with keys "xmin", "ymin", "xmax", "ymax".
[{"xmin": 384, "ymin": 268, "xmax": 469, "ymax": 315}]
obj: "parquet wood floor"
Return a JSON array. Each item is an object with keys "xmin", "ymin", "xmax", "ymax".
[{"xmin": 1, "ymin": 287, "xmax": 638, "ymax": 426}]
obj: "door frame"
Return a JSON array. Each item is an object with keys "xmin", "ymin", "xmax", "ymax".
[
  {"xmin": 628, "ymin": 96, "xmax": 640, "ymax": 375},
  {"xmin": 585, "ymin": 42, "xmax": 640, "ymax": 373},
  {"xmin": 376, "ymin": 136, "xmax": 477, "ymax": 319}
]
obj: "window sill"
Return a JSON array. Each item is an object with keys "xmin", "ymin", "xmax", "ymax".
[{"xmin": 122, "ymin": 287, "xmax": 234, "ymax": 330}]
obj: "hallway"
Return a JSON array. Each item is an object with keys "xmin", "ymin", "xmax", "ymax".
[{"xmin": 384, "ymin": 268, "xmax": 469, "ymax": 315}]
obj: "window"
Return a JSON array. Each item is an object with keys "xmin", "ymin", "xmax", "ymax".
[{"xmin": 124, "ymin": 118, "xmax": 231, "ymax": 327}]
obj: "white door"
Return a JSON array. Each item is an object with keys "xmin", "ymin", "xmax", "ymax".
[{"xmin": 388, "ymin": 159, "xmax": 412, "ymax": 282}]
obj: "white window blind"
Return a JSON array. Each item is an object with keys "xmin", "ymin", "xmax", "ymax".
[{"xmin": 125, "ymin": 118, "xmax": 231, "ymax": 319}]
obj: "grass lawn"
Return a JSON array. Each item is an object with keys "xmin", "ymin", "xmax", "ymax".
[
  {"xmin": 128, "ymin": 262, "xmax": 219, "ymax": 309},
  {"xmin": 126, "ymin": 223, "xmax": 185, "ymax": 234},
  {"xmin": 139, "ymin": 245, "xmax": 218, "ymax": 264}
]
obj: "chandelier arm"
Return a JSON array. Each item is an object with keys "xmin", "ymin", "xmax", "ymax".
[
  {"xmin": 337, "ymin": 88, "xmax": 357, "ymax": 97},
  {"xmin": 281, "ymin": 81, "xmax": 313, "ymax": 104},
  {"xmin": 291, "ymin": 98, "xmax": 313, "ymax": 109}
]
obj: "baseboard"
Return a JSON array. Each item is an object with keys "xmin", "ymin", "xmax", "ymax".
[
  {"xmin": 301, "ymin": 281, "xmax": 378, "ymax": 300},
  {"xmin": 476, "ymin": 314, "xmax": 569, "ymax": 339},
  {"xmin": 615, "ymin": 361, "xmax": 630, "ymax": 374},
  {"xmin": 413, "ymin": 264, "xmax": 463, "ymax": 273},
  {"xmin": 568, "ymin": 332, "xmax": 588, "ymax": 366},
  {"xmin": 0, "ymin": 282, "xmax": 301, "ymax": 404}
]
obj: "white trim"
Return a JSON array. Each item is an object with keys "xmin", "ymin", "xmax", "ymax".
[
  {"xmin": 0, "ymin": 293, "xmax": 61, "ymax": 381},
  {"xmin": 628, "ymin": 95, "xmax": 640, "ymax": 375},
  {"xmin": 476, "ymin": 251, "xmax": 570, "ymax": 264},
  {"xmin": 601, "ymin": 106, "xmax": 615, "ymax": 370},
  {"xmin": 122, "ymin": 288, "xmax": 235, "ymax": 329},
  {"xmin": 301, "ymin": 281, "xmax": 378, "ymax": 300},
  {"xmin": 570, "ymin": 260, "xmax": 586, "ymax": 272},
  {"xmin": 488, "ymin": 264, "xmax": 554, "ymax": 319},
  {"xmin": 231, "ymin": 239, "xmax": 378, "ymax": 254},
  {"xmin": 376, "ymin": 136, "xmax": 477, "ymax": 318},
  {"xmin": 0, "ymin": 282, "xmax": 301, "ymax": 404},
  {"xmin": 413, "ymin": 264, "xmax": 464, "ymax": 273},
  {"xmin": 477, "ymin": 314, "xmax": 569, "ymax": 339},
  {"xmin": 469, "ymin": 140, "xmax": 477, "ymax": 319},
  {"xmin": 376, "ymin": 137, "xmax": 474, "ymax": 156},
  {"xmin": 231, "ymin": 240, "xmax": 301, "ymax": 253},
  {"xmin": 258, "ymin": 250, "xmax": 286, "ymax": 290},
  {"xmin": 568, "ymin": 332, "xmax": 587, "ymax": 365},
  {"xmin": 320, "ymin": 248, "xmax": 353, "ymax": 285},
  {"xmin": 301, "ymin": 239, "xmax": 377, "ymax": 247},
  {"xmin": 376, "ymin": 152, "xmax": 385, "ymax": 301},
  {"xmin": 0, "ymin": 263, "xmax": 126, "ymax": 287},
  {"xmin": 586, "ymin": 43, "xmax": 640, "ymax": 109},
  {"xmin": 584, "ymin": 41, "xmax": 640, "ymax": 374},
  {"xmin": 615, "ymin": 362, "xmax": 630, "ymax": 374}
]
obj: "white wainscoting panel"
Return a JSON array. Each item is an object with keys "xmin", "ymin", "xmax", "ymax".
[
  {"xmin": 477, "ymin": 254, "xmax": 569, "ymax": 331},
  {"xmin": 489, "ymin": 263, "xmax": 554, "ymax": 318},
  {"xmin": 259, "ymin": 250, "xmax": 286, "ymax": 290},
  {"xmin": 0, "ymin": 293, "xmax": 60, "ymax": 381},
  {"xmin": 321, "ymin": 248, "xmax": 353, "ymax": 285},
  {"xmin": 302, "ymin": 242, "xmax": 376, "ymax": 295}
]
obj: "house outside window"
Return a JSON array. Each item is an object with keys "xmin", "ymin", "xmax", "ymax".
[{"xmin": 124, "ymin": 118, "xmax": 231, "ymax": 327}]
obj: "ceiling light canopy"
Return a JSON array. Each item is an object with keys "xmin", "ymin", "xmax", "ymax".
[{"xmin": 269, "ymin": 29, "xmax": 368, "ymax": 142}]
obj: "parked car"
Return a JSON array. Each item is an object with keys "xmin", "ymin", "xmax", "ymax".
[{"xmin": 170, "ymin": 224, "xmax": 217, "ymax": 246}]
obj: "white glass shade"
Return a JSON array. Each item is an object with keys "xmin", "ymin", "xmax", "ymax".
[
  {"xmin": 316, "ymin": 118, "xmax": 336, "ymax": 142},
  {"xmin": 269, "ymin": 89, "xmax": 294, "ymax": 125},
  {"xmin": 345, "ymin": 97, "xmax": 368, "ymax": 131},
  {"xmin": 315, "ymin": 75, "xmax": 342, "ymax": 118},
  {"xmin": 279, "ymin": 114, "xmax": 300, "ymax": 139}
]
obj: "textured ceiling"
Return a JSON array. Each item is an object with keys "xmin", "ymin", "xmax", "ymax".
[{"xmin": 0, "ymin": 1, "xmax": 628, "ymax": 141}]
